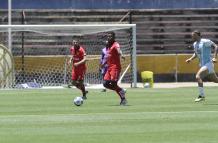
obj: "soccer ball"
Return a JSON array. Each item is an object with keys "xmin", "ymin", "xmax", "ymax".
[{"xmin": 73, "ymin": 96, "xmax": 83, "ymax": 106}]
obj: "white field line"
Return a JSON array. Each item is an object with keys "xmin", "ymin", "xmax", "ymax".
[
  {"xmin": 1, "ymin": 111, "xmax": 218, "ymax": 123},
  {"xmin": 1, "ymin": 110, "xmax": 218, "ymax": 118}
]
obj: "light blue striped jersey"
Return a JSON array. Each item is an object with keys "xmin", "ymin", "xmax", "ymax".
[{"xmin": 193, "ymin": 38, "xmax": 214, "ymax": 66}]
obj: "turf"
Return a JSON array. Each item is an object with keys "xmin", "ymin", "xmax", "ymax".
[{"xmin": 0, "ymin": 87, "xmax": 218, "ymax": 143}]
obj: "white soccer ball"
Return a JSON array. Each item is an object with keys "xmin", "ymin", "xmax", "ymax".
[{"xmin": 73, "ymin": 96, "xmax": 84, "ymax": 106}]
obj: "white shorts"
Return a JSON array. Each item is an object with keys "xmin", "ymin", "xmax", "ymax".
[{"xmin": 201, "ymin": 62, "xmax": 215, "ymax": 74}]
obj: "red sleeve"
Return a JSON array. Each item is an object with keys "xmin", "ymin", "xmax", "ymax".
[
  {"xmin": 113, "ymin": 42, "xmax": 120, "ymax": 53},
  {"xmin": 80, "ymin": 47, "xmax": 86, "ymax": 56},
  {"xmin": 112, "ymin": 42, "xmax": 120, "ymax": 54},
  {"xmin": 115, "ymin": 42, "xmax": 120, "ymax": 49}
]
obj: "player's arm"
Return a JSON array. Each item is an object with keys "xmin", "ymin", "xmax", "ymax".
[
  {"xmin": 117, "ymin": 47, "xmax": 125, "ymax": 60},
  {"xmin": 186, "ymin": 52, "xmax": 197, "ymax": 63},
  {"xmin": 68, "ymin": 47, "xmax": 74, "ymax": 65},
  {"xmin": 211, "ymin": 42, "xmax": 218, "ymax": 63},
  {"xmin": 67, "ymin": 56, "xmax": 73, "ymax": 65},
  {"xmin": 74, "ymin": 54, "xmax": 87, "ymax": 67}
]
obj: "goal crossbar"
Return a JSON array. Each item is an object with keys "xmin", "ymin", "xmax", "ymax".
[{"xmin": 0, "ymin": 24, "xmax": 136, "ymax": 36}]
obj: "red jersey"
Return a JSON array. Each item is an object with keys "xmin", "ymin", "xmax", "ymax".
[
  {"xmin": 107, "ymin": 42, "xmax": 121, "ymax": 70},
  {"xmin": 70, "ymin": 46, "xmax": 86, "ymax": 71}
]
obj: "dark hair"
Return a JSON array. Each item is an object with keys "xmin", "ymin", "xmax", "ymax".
[
  {"xmin": 107, "ymin": 31, "xmax": 116, "ymax": 38},
  {"xmin": 193, "ymin": 30, "xmax": 201, "ymax": 36}
]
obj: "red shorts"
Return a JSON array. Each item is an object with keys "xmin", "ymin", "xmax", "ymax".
[
  {"xmin": 103, "ymin": 68, "xmax": 120, "ymax": 81},
  {"xmin": 71, "ymin": 69, "xmax": 86, "ymax": 81}
]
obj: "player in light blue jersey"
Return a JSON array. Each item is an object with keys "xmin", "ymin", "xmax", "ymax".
[{"xmin": 186, "ymin": 30, "xmax": 218, "ymax": 102}]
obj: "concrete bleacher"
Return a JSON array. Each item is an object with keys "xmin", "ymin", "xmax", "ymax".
[
  {"xmin": 0, "ymin": 9, "xmax": 131, "ymax": 55},
  {"xmin": 132, "ymin": 9, "xmax": 218, "ymax": 54},
  {"xmin": 1, "ymin": 9, "xmax": 218, "ymax": 55},
  {"xmin": 0, "ymin": 9, "xmax": 129, "ymax": 24}
]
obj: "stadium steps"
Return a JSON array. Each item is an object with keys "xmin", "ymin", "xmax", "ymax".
[
  {"xmin": 133, "ymin": 9, "xmax": 218, "ymax": 54},
  {"xmin": 2, "ymin": 9, "xmax": 218, "ymax": 54},
  {"xmin": 20, "ymin": 9, "xmax": 130, "ymax": 24}
]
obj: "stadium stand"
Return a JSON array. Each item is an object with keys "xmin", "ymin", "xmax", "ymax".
[
  {"xmin": 132, "ymin": 9, "xmax": 218, "ymax": 54},
  {"xmin": 0, "ymin": 9, "xmax": 131, "ymax": 55},
  {"xmin": 1, "ymin": 9, "xmax": 218, "ymax": 55}
]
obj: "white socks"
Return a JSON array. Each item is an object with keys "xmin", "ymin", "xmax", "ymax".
[{"xmin": 198, "ymin": 86, "xmax": 205, "ymax": 97}]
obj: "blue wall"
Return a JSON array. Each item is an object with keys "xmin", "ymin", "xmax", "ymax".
[{"xmin": 1, "ymin": 0, "xmax": 218, "ymax": 9}]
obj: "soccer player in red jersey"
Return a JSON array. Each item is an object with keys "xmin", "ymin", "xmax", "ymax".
[
  {"xmin": 68, "ymin": 39, "xmax": 88, "ymax": 100},
  {"xmin": 103, "ymin": 32, "xmax": 127, "ymax": 105}
]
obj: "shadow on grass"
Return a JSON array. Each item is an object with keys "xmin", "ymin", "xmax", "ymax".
[{"xmin": 107, "ymin": 104, "xmax": 132, "ymax": 106}]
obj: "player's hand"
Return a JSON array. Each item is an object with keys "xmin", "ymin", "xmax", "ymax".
[
  {"xmin": 67, "ymin": 60, "xmax": 71, "ymax": 65},
  {"xmin": 186, "ymin": 59, "xmax": 191, "ymax": 63},
  {"xmin": 74, "ymin": 63, "xmax": 79, "ymax": 67},
  {"xmin": 212, "ymin": 58, "xmax": 217, "ymax": 63}
]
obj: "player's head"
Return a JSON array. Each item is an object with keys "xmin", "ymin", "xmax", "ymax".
[
  {"xmin": 72, "ymin": 39, "xmax": 80, "ymax": 50},
  {"xmin": 107, "ymin": 32, "xmax": 115, "ymax": 45},
  {"xmin": 192, "ymin": 30, "xmax": 201, "ymax": 42}
]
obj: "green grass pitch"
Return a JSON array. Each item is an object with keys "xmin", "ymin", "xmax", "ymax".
[{"xmin": 1, "ymin": 87, "xmax": 218, "ymax": 143}]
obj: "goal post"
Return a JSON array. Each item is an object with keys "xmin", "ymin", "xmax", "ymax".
[
  {"xmin": 0, "ymin": 24, "xmax": 137, "ymax": 88},
  {"xmin": 0, "ymin": 44, "xmax": 14, "ymax": 88}
]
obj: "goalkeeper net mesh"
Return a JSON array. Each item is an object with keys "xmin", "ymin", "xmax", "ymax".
[{"xmin": 0, "ymin": 24, "xmax": 136, "ymax": 88}]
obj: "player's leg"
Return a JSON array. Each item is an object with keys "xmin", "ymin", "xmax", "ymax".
[
  {"xmin": 71, "ymin": 70, "xmax": 78, "ymax": 87},
  {"xmin": 103, "ymin": 80, "xmax": 115, "ymax": 90},
  {"xmin": 110, "ymin": 69, "xmax": 127, "ymax": 105},
  {"xmin": 103, "ymin": 80, "xmax": 127, "ymax": 104},
  {"xmin": 103, "ymin": 69, "xmax": 127, "ymax": 105},
  {"xmin": 207, "ymin": 73, "xmax": 218, "ymax": 83},
  {"xmin": 77, "ymin": 70, "xmax": 88, "ymax": 99},
  {"xmin": 67, "ymin": 70, "xmax": 76, "ymax": 88},
  {"xmin": 206, "ymin": 62, "xmax": 218, "ymax": 83},
  {"xmin": 101, "ymin": 69, "xmax": 107, "ymax": 92},
  {"xmin": 71, "ymin": 80, "xmax": 88, "ymax": 100},
  {"xmin": 76, "ymin": 80, "xmax": 88, "ymax": 100},
  {"xmin": 71, "ymin": 70, "xmax": 88, "ymax": 100},
  {"xmin": 195, "ymin": 66, "xmax": 208, "ymax": 102},
  {"xmin": 103, "ymin": 69, "xmax": 120, "ymax": 90},
  {"xmin": 103, "ymin": 69, "xmax": 114, "ymax": 90},
  {"xmin": 110, "ymin": 80, "xmax": 127, "ymax": 105}
]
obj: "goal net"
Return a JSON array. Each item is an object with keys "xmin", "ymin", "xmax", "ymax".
[{"xmin": 0, "ymin": 24, "xmax": 136, "ymax": 88}]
